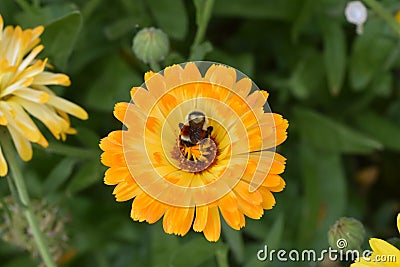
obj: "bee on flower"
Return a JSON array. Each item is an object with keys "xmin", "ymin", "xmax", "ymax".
[{"xmin": 100, "ymin": 62, "xmax": 288, "ymax": 241}]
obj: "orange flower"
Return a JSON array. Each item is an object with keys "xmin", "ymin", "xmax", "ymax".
[
  {"xmin": 100, "ymin": 62, "xmax": 288, "ymax": 241},
  {"xmin": 0, "ymin": 15, "xmax": 88, "ymax": 176}
]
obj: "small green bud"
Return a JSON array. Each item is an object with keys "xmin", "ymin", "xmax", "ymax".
[
  {"xmin": 328, "ymin": 217, "xmax": 366, "ymax": 251},
  {"xmin": 132, "ymin": 27, "xmax": 169, "ymax": 64},
  {"xmin": 0, "ymin": 196, "xmax": 69, "ymax": 264}
]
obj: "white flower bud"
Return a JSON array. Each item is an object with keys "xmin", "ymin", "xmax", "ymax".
[{"xmin": 345, "ymin": 1, "xmax": 368, "ymax": 34}]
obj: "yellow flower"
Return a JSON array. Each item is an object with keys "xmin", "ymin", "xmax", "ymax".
[
  {"xmin": 0, "ymin": 15, "xmax": 88, "ymax": 176},
  {"xmin": 351, "ymin": 213, "xmax": 400, "ymax": 267},
  {"xmin": 100, "ymin": 62, "xmax": 288, "ymax": 242}
]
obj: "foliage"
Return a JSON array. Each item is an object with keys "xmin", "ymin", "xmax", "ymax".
[{"xmin": 1, "ymin": 0, "xmax": 400, "ymax": 266}]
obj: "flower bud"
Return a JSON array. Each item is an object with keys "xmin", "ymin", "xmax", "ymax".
[
  {"xmin": 132, "ymin": 27, "xmax": 169, "ymax": 64},
  {"xmin": 328, "ymin": 217, "xmax": 366, "ymax": 251},
  {"xmin": 345, "ymin": 1, "xmax": 368, "ymax": 34},
  {"xmin": 0, "ymin": 196, "xmax": 69, "ymax": 264}
]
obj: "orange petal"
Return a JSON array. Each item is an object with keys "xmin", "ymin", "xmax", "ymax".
[
  {"xmin": 203, "ymin": 206, "xmax": 221, "ymax": 242},
  {"xmin": 182, "ymin": 62, "xmax": 202, "ymax": 82},
  {"xmin": 164, "ymin": 64, "xmax": 184, "ymax": 89},
  {"xmin": 258, "ymin": 187, "xmax": 276, "ymax": 210},
  {"xmin": 163, "ymin": 207, "xmax": 194, "ymax": 236},
  {"xmin": 193, "ymin": 205, "xmax": 208, "ymax": 232},
  {"xmin": 233, "ymin": 77, "xmax": 252, "ymax": 98},
  {"xmin": 104, "ymin": 167, "xmax": 130, "ymax": 185},
  {"xmin": 113, "ymin": 180, "xmax": 140, "ymax": 201},
  {"xmin": 219, "ymin": 193, "xmax": 244, "ymax": 230},
  {"xmin": 145, "ymin": 71, "xmax": 166, "ymax": 98},
  {"xmin": 144, "ymin": 201, "xmax": 167, "ymax": 224},
  {"xmin": 204, "ymin": 64, "xmax": 236, "ymax": 90}
]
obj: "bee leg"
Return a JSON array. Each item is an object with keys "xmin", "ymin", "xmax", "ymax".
[
  {"xmin": 206, "ymin": 126, "xmax": 213, "ymax": 137},
  {"xmin": 179, "ymin": 122, "xmax": 184, "ymax": 130}
]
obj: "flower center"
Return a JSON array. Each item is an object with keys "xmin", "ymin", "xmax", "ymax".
[
  {"xmin": 171, "ymin": 137, "xmax": 217, "ymax": 173},
  {"xmin": 170, "ymin": 111, "xmax": 218, "ymax": 172}
]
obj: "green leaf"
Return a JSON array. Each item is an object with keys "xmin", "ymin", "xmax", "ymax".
[
  {"xmin": 215, "ymin": 245, "xmax": 229, "ymax": 267},
  {"xmin": 221, "ymin": 221, "xmax": 244, "ymax": 264},
  {"xmin": 244, "ymin": 214, "xmax": 284, "ymax": 267},
  {"xmin": 40, "ymin": 11, "xmax": 82, "ymax": 70},
  {"xmin": 42, "ymin": 157, "xmax": 78, "ymax": 193},
  {"xmin": 320, "ymin": 19, "xmax": 346, "ymax": 95},
  {"xmin": 369, "ymin": 71, "xmax": 393, "ymax": 97},
  {"xmin": 170, "ymin": 237, "xmax": 226, "ymax": 267},
  {"xmin": 151, "ymin": 227, "xmax": 180, "ymax": 267},
  {"xmin": 74, "ymin": 126, "xmax": 101, "ymax": 149},
  {"xmin": 213, "ymin": 0, "xmax": 301, "ymax": 20},
  {"xmin": 85, "ymin": 53, "xmax": 142, "ymax": 112},
  {"xmin": 208, "ymin": 49, "xmax": 255, "ymax": 77},
  {"xmin": 15, "ymin": 2, "xmax": 79, "ymax": 27},
  {"xmin": 294, "ymin": 107, "xmax": 383, "ymax": 153},
  {"xmin": 104, "ymin": 17, "xmax": 137, "ymax": 40},
  {"xmin": 67, "ymin": 160, "xmax": 105, "ymax": 194},
  {"xmin": 355, "ymin": 112, "xmax": 400, "ymax": 151},
  {"xmin": 297, "ymin": 145, "xmax": 346, "ymax": 249},
  {"xmin": 291, "ymin": 0, "xmax": 314, "ymax": 42},
  {"xmin": 288, "ymin": 51, "xmax": 325, "ymax": 99},
  {"xmin": 146, "ymin": 0, "xmax": 188, "ymax": 40},
  {"xmin": 349, "ymin": 19, "xmax": 396, "ymax": 91}
]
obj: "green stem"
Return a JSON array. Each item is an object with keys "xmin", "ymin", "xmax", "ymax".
[
  {"xmin": 0, "ymin": 131, "xmax": 56, "ymax": 267},
  {"xmin": 149, "ymin": 60, "xmax": 161, "ymax": 72},
  {"xmin": 362, "ymin": 0, "xmax": 400, "ymax": 36},
  {"xmin": 43, "ymin": 142, "xmax": 99, "ymax": 159},
  {"xmin": 192, "ymin": 0, "xmax": 215, "ymax": 48}
]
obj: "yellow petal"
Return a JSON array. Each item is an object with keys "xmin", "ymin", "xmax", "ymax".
[
  {"xmin": 0, "ymin": 111, "xmax": 7, "ymax": 125},
  {"xmin": 0, "ymin": 15, "xmax": 3, "ymax": 37},
  {"xmin": 0, "ymin": 145, "xmax": 8, "ymax": 176},
  {"xmin": 8, "ymin": 125, "xmax": 32, "ymax": 161},
  {"xmin": 17, "ymin": 45, "xmax": 44, "ymax": 72},
  {"xmin": 369, "ymin": 238, "xmax": 400, "ymax": 262},
  {"xmin": 13, "ymin": 88, "xmax": 49, "ymax": 103},
  {"xmin": 47, "ymin": 95, "xmax": 88, "ymax": 120},
  {"xmin": 397, "ymin": 213, "xmax": 400, "ymax": 234},
  {"xmin": 12, "ymin": 97, "xmax": 67, "ymax": 139},
  {"xmin": 33, "ymin": 72, "xmax": 71, "ymax": 86},
  {"xmin": 6, "ymin": 101, "xmax": 41, "ymax": 142}
]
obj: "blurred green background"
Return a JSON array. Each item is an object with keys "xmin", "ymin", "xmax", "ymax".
[{"xmin": 0, "ymin": 0, "xmax": 400, "ymax": 266}]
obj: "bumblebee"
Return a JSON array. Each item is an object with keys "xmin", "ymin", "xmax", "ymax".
[{"xmin": 178, "ymin": 111, "xmax": 213, "ymax": 148}]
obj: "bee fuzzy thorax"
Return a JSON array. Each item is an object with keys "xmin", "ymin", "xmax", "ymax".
[{"xmin": 179, "ymin": 111, "xmax": 213, "ymax": 156}]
